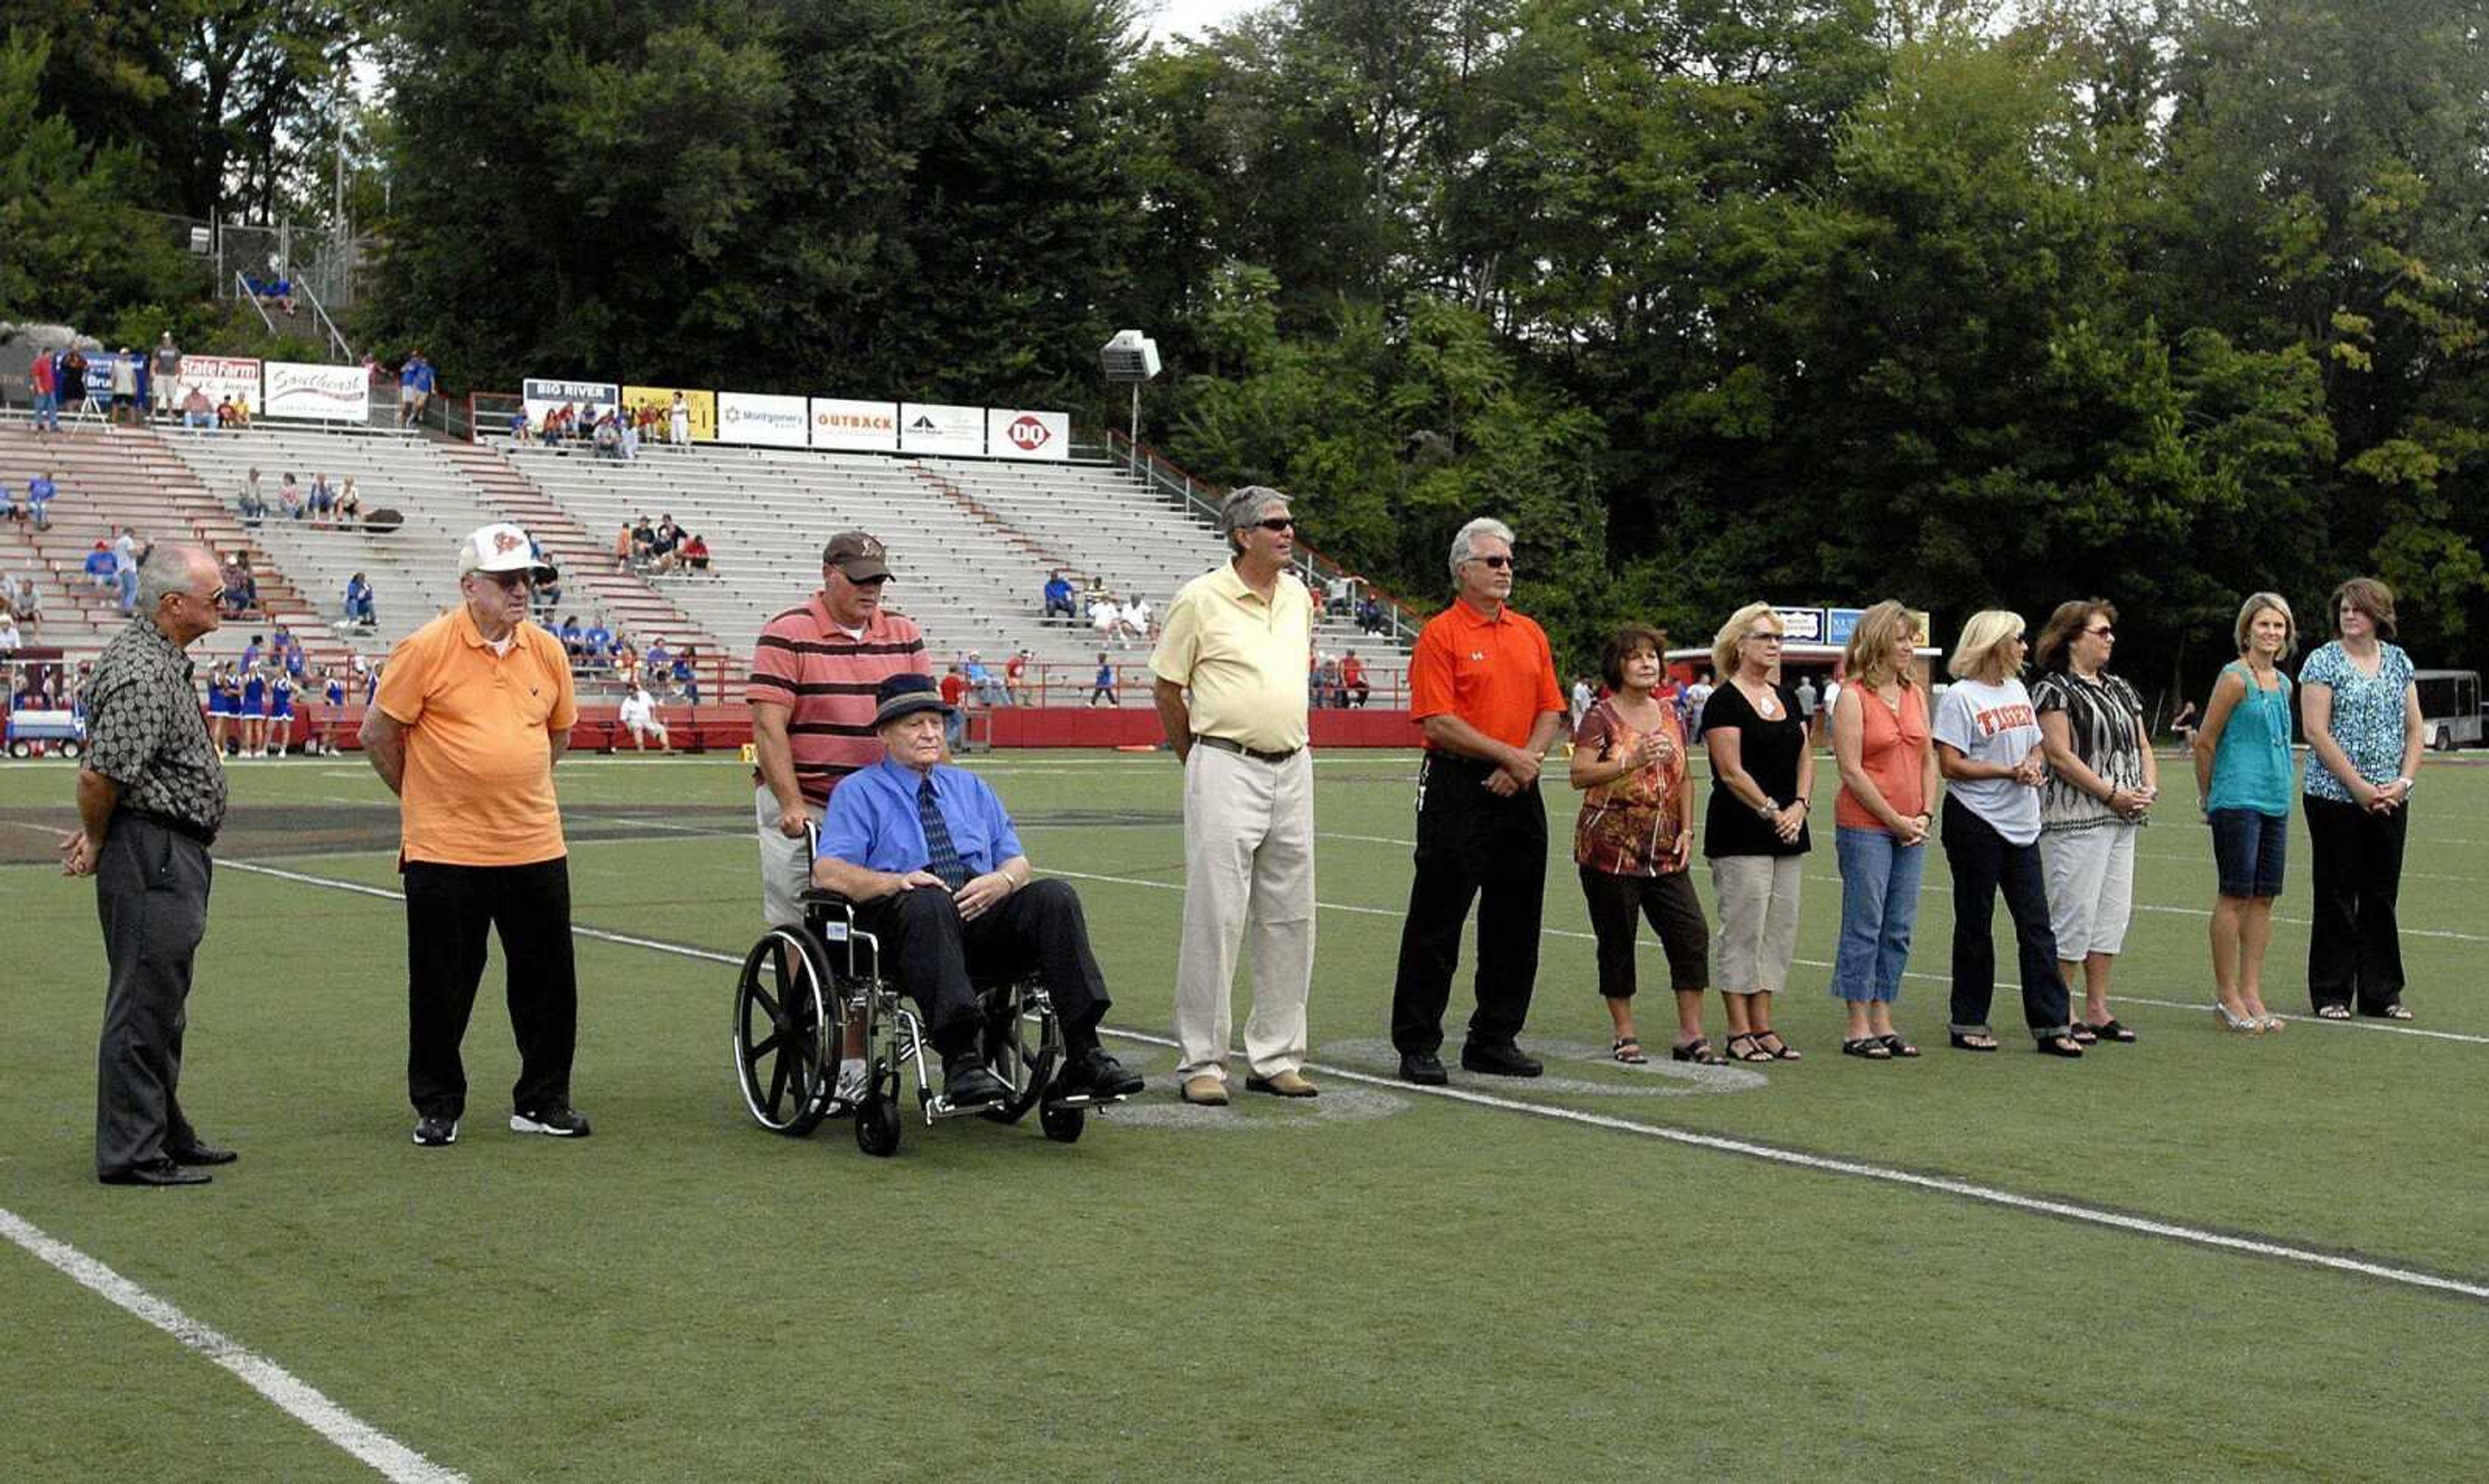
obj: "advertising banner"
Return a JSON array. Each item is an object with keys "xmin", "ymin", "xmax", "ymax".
[
  {"xmin": 808, "ymin": 398, "xmax": 899, "ymax": 452},
  {"xmin": 898, "ymin": 401, "xmax": 984, "ymax": 457},
  {"xmin": 523, "ymin": 377, "xmax": 618, "ymax": 428},
  {"xmin": 264, "ymin": 360, "xmax": 371, "ymax": 421},
  {"xmin": 622, "ymin": 385, "xmax": 716, "ymax": 443},
  {"xmin": 1774, "ymin": 606, "xmax": 1826, "ymax": 644},
  {"xmin": 986, "ymin": 408, "xmax": 1070, "ymax": 460},
  {"xmin": 180, "ymin": 354, "xmax": 263, "ymax": 414},
  {"xmin": 716, "ymin": 390, "xmax": 810, "ymax": 447},
  {"xmin": 1824, "ymin": 607, "xmax": 1865, "ymax": 647}
]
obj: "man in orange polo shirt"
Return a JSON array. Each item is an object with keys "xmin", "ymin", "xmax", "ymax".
[
  {"xmin": 1390, "ymin": 516, "xmax": 1567, "ymax": 1084},
  {"xmin": 363, "ymin": 524, "xmax": 586, "ymax": 1148}
]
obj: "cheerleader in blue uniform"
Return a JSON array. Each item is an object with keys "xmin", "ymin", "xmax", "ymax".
[
  {"xmin": 316, "ymin": 667, "xmax": 347, "ymax": 754},
  {"xmin": 205, "ymin": 662, "xmax": 236, "ymax": 754},
  {"xmin": 266, "ymin": 670, "xmax": 297, "ymax": 758},
  {"xmin": 241, "ymin": 664, "xmax": 269, "ymax": 758}
]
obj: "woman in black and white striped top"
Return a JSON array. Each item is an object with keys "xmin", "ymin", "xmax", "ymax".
[{"xmin": 2031, "ymin": 599, "xmax": 2158, "ymax": 1043}]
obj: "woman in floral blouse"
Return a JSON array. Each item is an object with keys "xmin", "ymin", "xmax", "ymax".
[
  {"xmin": 1569, "ymin": 625, "xmax": 1716, "ymax": 1063},
  {"xmin": 2298, "ymin": 577, "xmax": 2425, "ymax": 1019}
]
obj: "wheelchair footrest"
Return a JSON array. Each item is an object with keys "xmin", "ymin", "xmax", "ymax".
[{"xmin": 1042, "ymin": 1091, "xmax": 1131, "ymax": 1112}]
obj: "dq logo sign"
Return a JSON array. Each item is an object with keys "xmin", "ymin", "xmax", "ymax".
[{"xmin": 1006, "ymin": 415, "xmax": 1053, "ymax": 452}]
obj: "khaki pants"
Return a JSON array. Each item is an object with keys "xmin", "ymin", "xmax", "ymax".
[
  {"xmin": 1174, "ymin": 745, "xmax": 1315, "ymax": 1082},
  {"xmin": 754, "ymin": 784, "xmax": 824, "ymax": 929}
]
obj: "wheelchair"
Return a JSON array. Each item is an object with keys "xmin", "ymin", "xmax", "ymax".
[{"xmin": 732, "ymin": 887, "xmax": 1123, "ymax": 1157}]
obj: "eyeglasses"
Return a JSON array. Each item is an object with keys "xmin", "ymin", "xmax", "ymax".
[
  {"xmin": 474, "ymin": 570, "xmax": 533, "ymax": 590},
  {"xmin": 1256, "ymin": 517, "xmax": 1294, "ymax": 532},
  {"xmin": 1471, "ymin": 555, "xmax": 1515, "ymax": 570},
  {"xmin": 2085, "ymin": 625, "xmax": 2114, "ymax": 638},
  {"xmin": 847, "ymin": 574, "xmax": 891, "ymax": 587},
  {"xmin": 2013, "ymin": 633, "xmax": 2029, "ymax": 644},
  {"xmin": 1744, "ymin": 631, "xmax": 1782, "ymax": 643}
]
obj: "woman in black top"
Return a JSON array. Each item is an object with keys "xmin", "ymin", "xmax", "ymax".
[{"xmin": 1701, "ymin": 603, "xmax": 1816, "ymax": 1061}]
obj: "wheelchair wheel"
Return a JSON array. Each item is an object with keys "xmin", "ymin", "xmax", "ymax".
[
  {"xmin": 855, "ymin": 1085, "xmax": 902, "ymax": 1157},
  {"xmin": 732, "ymin": 929, "xmax": 834, "ymax": 1135},
  {"xmin": 980, "ymin": 995, "xmax": 1060, "ymax": 1127},
  {"xmin": 1039, "ymin": 1104, "xmax": 1086, "ymax": 1144}
]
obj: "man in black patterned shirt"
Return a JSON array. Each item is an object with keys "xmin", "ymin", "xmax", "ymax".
[{"xmin": 60, "ymin": 544, "xmax": 234, "ymax": 1187}]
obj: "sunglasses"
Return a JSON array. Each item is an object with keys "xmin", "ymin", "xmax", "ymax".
[
  {"xmin": 1256, "ymin": 517, "xmax": 1294, "ymax": 532},
  {"xmin": 1472, "ymin": 555, "xmax": 1515, "ymax": 570},
  {"xmin": 2085, "ymin": 625, "xmax": 2114, "ymax": 637}
]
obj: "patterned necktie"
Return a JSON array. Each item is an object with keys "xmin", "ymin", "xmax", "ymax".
[{"xmin": 917, "ymin": 776, "xmax": 971, "ymax": 890}]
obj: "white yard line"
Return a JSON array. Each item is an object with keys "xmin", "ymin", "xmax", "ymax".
[{"xmin": 0, "ymin": 1210, "xmax": 469, "ymax": 1482}]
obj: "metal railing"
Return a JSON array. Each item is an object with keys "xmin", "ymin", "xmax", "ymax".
[
  {"xmin": 1098, "ymin": 428, "xmax": 1425, "ymax": 647},
  {"xmin": 233, "ymin": 273, "xmax": 278, "ymax": 336}
]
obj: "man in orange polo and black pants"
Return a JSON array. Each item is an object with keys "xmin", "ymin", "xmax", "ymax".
[
  {"xmin": 363, "ymin": 523, "xmax": 587, "ymax": 1147},
  {"xmin": 1390, "ymin": 516, "xmax": 1567, "ymax": 1085}
]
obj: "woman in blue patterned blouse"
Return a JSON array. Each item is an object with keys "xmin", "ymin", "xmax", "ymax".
[{"xmin": 2298, "ymin": 577, "xmax": 2424, "ymax": 1021}]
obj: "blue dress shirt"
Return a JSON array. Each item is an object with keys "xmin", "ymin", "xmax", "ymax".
[{"xmin": 817, "ymin": 758, "xmax": 1024, "ymax": 877}]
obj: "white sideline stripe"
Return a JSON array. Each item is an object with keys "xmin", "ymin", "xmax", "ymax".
[
  {"xmin": 209, "ymin": 857, "xmax": 2489, "ymax": 1301},
  {"xmin": 1099, "ymin": 1030, "xmax": 2489, "ymax": 1304},
  {"xmin": 0, "ymin": 1209, "xmax": 469, "ymax": 1483}
]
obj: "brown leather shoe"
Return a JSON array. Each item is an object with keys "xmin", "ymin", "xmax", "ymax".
[
  {"xmin": 1244, "ymin": 1070, "xmax": 1318, "ymax": 1098},
  {"xmin": 1179, "ymin": 1074, "xmax": 1230, "ymax": 1106}
]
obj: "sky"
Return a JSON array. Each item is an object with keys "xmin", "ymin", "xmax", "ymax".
[{"xmin": 1141, "ymin": 0, "xmax": 1262, "ymax": 44}]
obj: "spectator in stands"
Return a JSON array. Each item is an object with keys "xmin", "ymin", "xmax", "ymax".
[
  {"xmin": 2, "ymin": 479, "xmax": 21, "ymax": 526},
  {"xmin": 1088, "ymin": 651, "xmax": 1119, "ymax": 706},
  {"xmin": 618, "ymin": 685, "xmax": 670, "ymax": 752},
  {"xmin": 237, "ymin": 469, "xmax": 268, "ymax": 525},
  {"xmin": 84, "ymin": 541, "xmax": 119, "ymax": 597},
  {"xmin": 630, "ymin": 516, "xmax": 655, "ymax": 568},
  {"xmin": 672, "ymin": 647, "xmax": 699, "ymax": 704},
  {"xmin": 344, "ymin": 572, "xmax": 377, "ymax": 627},
  {"xmin": 1340, "ymin": 649, "xmax": 1371, "ymax": 708},
  {"xmin": 0, "ymin": 614, "xmax": 20, "ymax": 656},
  {"xmin": 533, "ymin": 567, "xmax": 563, "ymax": 614},
  {"xmin": 217, "ymin": 394, "xmax": 250, "ymax": 430},
  {"xmin": 612, "ymin": 522, "xmax": 633, "ymax": 572},
  {"xmin": 669, "ymin": 391, "xmax": 690, "ymax": 446},
  {"xmin": 309, "ymin": 473, "xmax": 336, "ymax": 527},
  {"xmin": 109, "ymin": 349, "xmax": 140, "ymax": 426},
  {"xmin": 398, "ymin": 351, "xmax": 436, "ymax": 428},
  {"xmin": 27, "ymin": 470, "xmax": 55, "ymax": 531},
  {"xmin": 152, "ymin": 333, "xmax": 182, "ymax": 421},
  {"xmin": 592, "ymin": 415, "xmax": 622, "ymax": 459},
  {"xmin": 649, "ymin": 517, "xmax": 681, "ymax": 574},
  {"xmin": 28, "ymin": 345, "xmax": 60, "ymax": 433},
  {"xmin": 1004, "ymin": 648, "xmax": 1029, "ymax": 704},
  {"xmin": 584, "ymin": 616, "xmax": 614, "ymax": 670},
  {"xmin": 940, "ymin": 666, "xmax": 972, "ymax": 752},
  {"xmin": 219, "ymin": 553, "xmax": 250, "ymax": 618},
  {"xmin": 1044, "ymin": 570, "xmax": 1077, "ymax": 621},
  {"xmin": 964, "ymin": 651, "xmax": 1008, "ymax": 707},
  {"xmin": 5, "ymin": 570, "xmax": 41, "ymax": 631},
  {"xmin": 180, "ymin": 383, "xmax": 215, "ymax": 433},
  {"xmin": 1314, "ymin": 652, "xmax": 1343, "ymax": 708},
  {"xmin": 1121, "ymin": 594, "xmax": 1153, "ymax": 642},
  {"xmin": 229, "ymin": 554, "xmax": 260, "ymax": 619},
  {"xmin": 60, "ymin": 348, "xmax": 88, "ymax": 409},
  {"xmin": 111, "ymin": 528, "xmax": 143, "ymax": 616},
  {"xmin": 1092, "ymin": 591, "xmax": 1125, "ymax": 649},
  {"xmin": 618, "ymin": 411, "xmax": 640, "ymax": 461},
  {"xmin": 557, "ymin": 614, "xmax": 584, "ymax": 658},
  {"xmin": 684, "ymin": 532, "xmax": 712, "ymax": 574},
  {"xmin": 277, "ymin": 473, "xmax": 305, "ymax": 521},
  {"xmin": 511, "ymin": 408, "xmax": 532, "ymax": 445},
  {"xmin": 646, "ymin": 637, "xmax": 672, "ymax": 680},
  {"xmin": 1357, "ymin": 594, "xmax": 1385, "ymax": 635},
  {"xmin": 334, "ymin": 476, "xmax": 360, "ymax": 526}
]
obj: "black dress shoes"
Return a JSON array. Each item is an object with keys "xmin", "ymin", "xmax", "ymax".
[
  {"xmin": 1460, "ymin": 1041, "xmax": 1544, "ymax": 1077},
  {"xmin": 99, "ymin": 1159, "xmax": 211, "ymax": 1187},
  {"xmin": 167, "ymin": 1141, "xmax": 239, "ymax": 1166},
  {"xmin": 942, "ymin": 1060, "xmax": 1011, "ymax": 1108},
  {"xmin": 1398, "ymin": 1050, "xmax": 1449, "ymax": 1085},
  {"xmin": 1055, "ymin": 1047, "xmax": 1145, "ymax": 1100}
]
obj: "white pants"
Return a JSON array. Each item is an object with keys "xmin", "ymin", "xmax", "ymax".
[
  {"xmin": 1173, "ymin": 745, "xmax": 1316, "ymax": 1082},
  {"xmin": 754, "ymin": 783, "xmax": 824, "ymax": 929},
  {"xmin": 2038, "ymin": 822, "xmax": 2137, "ymax": 958}
]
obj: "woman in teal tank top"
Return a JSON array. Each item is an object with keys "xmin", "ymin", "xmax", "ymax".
[{"xmin": 2190, "ymin": 594, "xmax": 2299, "ymax": 1034}]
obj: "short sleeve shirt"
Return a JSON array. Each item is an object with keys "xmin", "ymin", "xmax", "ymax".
[
  {"xmin": 818, "ymin": 759, "xmax": 1023, "ymax": 877},
  {"xmin": 1408, "ymin": 601, "xmax": 1564, "ymax": 749},
  {"xmin": 377, "ymin": 607, "xmax": 579, "ymax": 865},
  {"xmin": 745, "ymin": 597, "xmax": 928, "ymax": 806},
  {"xmin": 1933, "ymin": 677, "xmax": 2044, "ymax": 845},
  {"xmin": 2298, "ymin": 641, "xmax": 2415, "ymax": 802},
  {"xmin": 2031, "ymin": 669, "xmax": 2147, "ymax": 832},
  {"xmin": 1150, "ymin": 563, "xmax": 1313, "ymax": 752},
  {"xmin": 82, "ymin": 617, "xmax": 226, "ymax": 834}
]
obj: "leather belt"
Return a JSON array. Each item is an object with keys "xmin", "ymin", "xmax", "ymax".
[
  {"xmin": 121, "ymin": 808, "xmax": 218, "ymax": 848},
  {"xmin": 1193, "ymin": 733, "xmax": 1301, "ymax": 765}
]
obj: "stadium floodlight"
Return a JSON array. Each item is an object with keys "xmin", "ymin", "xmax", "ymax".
[{"xmin": 1100, "ymin": 330, "xmax": 1162, "ymax": 450}]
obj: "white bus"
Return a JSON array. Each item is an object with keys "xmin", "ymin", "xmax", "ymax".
[{"xmin": 2415, "ymin": 669, "xmax": 2481, "ymax": 751}]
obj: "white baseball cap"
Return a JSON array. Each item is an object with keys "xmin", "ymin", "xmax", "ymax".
[{"xmin": 458, "ymin": 522, "xmax": 556, "ymax": 581}]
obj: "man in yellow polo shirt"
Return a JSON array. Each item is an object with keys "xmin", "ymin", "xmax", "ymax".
[
  {"xmin": 1150, "ymin": 485, "xmax": 1318, "ymax": 1106},
  {"xmin": 363, "ymin": 523, "xmax": 586, "ymax": 1148}
]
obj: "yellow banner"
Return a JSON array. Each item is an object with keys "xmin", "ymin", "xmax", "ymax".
[{"xmin": 622, "ymin": 386, "xmax": 717, "ymax": 443}]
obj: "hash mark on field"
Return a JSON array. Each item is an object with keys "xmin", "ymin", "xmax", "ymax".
[
  {"xmin": 221, "ymin": 857, "xmax": 2489, "ymax": 1302},
  {"xmin": 0, "ymin": 1210, "xmax": 467, "ymax": 1481}
]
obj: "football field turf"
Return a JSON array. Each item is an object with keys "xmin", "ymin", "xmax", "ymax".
[{"xmin": 4, "ymin": 747, "xmax": 2486, "ymax": 1480}]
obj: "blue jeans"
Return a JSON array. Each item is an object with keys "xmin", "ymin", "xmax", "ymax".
[
  {"xmin": 116, "ymin": 569, "xmax": 138, "ymax": 613},
  {"xmin": 33, "ymin": 390, "xmax": 60, "ymax": 430},
  {"xmin": 1833, "ymin": 825, "xmax": 1924, "ymax": 1003}
]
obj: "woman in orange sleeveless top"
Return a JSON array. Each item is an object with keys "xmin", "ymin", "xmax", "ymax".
[{"xmin": 1829, "ymin": 601, "xmax": 1939, "ymax": 1060}]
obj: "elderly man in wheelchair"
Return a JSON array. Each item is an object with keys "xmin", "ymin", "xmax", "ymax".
[{"xmin": 807, "ymin": 673, "xmax": 1145, "ymax": 1120}]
